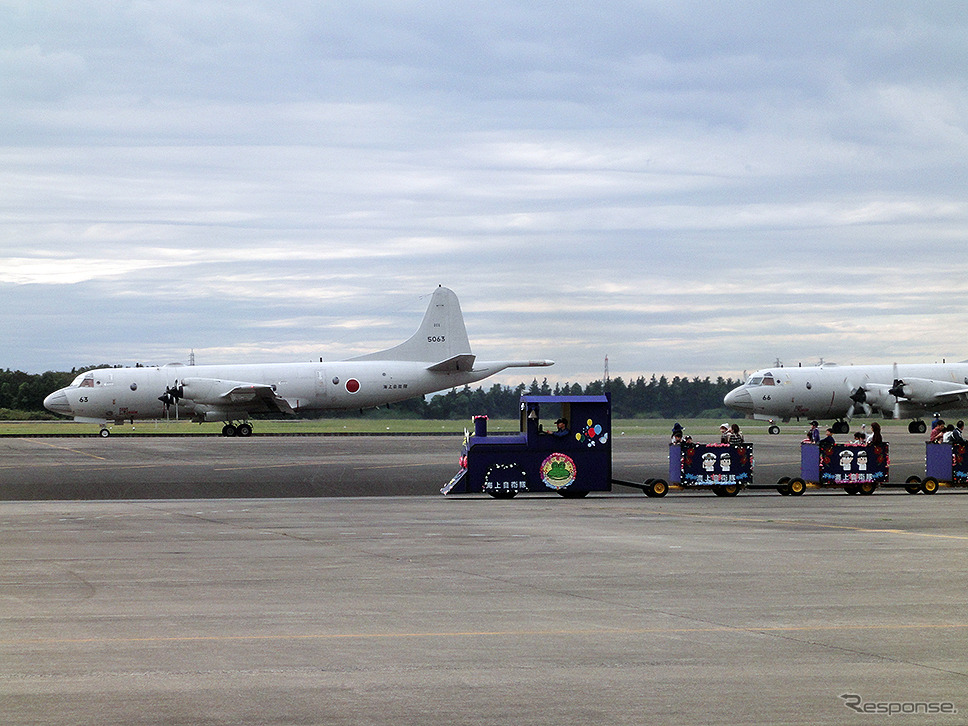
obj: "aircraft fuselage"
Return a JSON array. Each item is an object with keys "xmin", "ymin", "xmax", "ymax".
[
  {"xmin": 43, "ymin": 287, "xmax": 554, "ymax": 432},
  {"xmin": 724, "ymin": 363, "xmax": 968, "ymax": 424},
  {"xmin": 45, "ymin": 359, "xmax": 517, "ymax": 425}
]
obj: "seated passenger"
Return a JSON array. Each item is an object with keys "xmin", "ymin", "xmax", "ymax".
[
  {"xmin": 805, "ymin": 421, "xmax": 820, "ymax": 444},
  {"xmin": 951, "ymin": 421, "xmax": 966, "ymax": 444},
  {"xmin": 942, "ymin": 424, "xmax": 956, "ymax": 443},
  {"xmin": 929, "ymin": 419, "xmax": 946, "ymax": 443},
  {"xmin": 671, "ymin": 427, "xmax": 684, "ymax": 445},
  {"xmin": 820, "ymin": 428, "xmax": 836, "ymax": 447},
  {"xmin": 727, "ymin": 423, "xmax": 744, "ymax": 445},
  {"xmin": 671, "ymin": 422, "xmax": 686, "ymax": 444},
  {"xmin": 865, "ymin": 421, "xmax": 883, "ymax": 445}
]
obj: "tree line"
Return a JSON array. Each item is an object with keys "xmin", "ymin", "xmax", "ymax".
[
  {"xmin": 0, "ymin": 368, "xmax": 84, "ymax": 420},
  {"xmin": 413, "ymin": 375, "xmax": 739, "ymax": 420},
  {"xmin": 0, "ymin": 367, "xmax": 740, "ymax": 421}
]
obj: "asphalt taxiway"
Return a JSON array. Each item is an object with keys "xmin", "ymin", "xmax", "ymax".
[
  {"xmin": 0, "ymin": 431, "xmax": 939, "ymax": 499},
  {"xmin": 2, "ymin": 433, "xmax": 967, "ymax": 725}
]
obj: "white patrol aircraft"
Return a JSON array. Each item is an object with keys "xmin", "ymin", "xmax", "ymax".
[
  {"xmin": 44, "ymin": 286, "xmax": 554, "ymax": 436},
  {"xmin": 723, "ymin": 362, "xmax": 968, "ymax": 434}
]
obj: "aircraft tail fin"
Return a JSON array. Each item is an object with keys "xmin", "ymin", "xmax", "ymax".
[{"xmin": 349, "ymin": 286, "xmax": 472, "ymax": 364}]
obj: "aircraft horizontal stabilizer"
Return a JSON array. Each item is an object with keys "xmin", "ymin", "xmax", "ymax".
[{"xmin": 426, "ymin": 354, "xmax": 477, "ymax": 373}]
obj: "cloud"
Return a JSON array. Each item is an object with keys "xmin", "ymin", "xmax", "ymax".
[{"xmin": 1, "ymin": 2, "xmax": 967, "ymax": 384}]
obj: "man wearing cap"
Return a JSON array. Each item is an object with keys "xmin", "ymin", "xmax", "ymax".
[
  {"xmin": 806, "ymin": 421, "xmax": 820, "ymax": 444},
  {"xmin": 671, "ymin": 422, "xmax": 684, "ymax": 444},
  {"xmin": 550, "ymin": 417, "xmax": 570, "ymax": 438}
]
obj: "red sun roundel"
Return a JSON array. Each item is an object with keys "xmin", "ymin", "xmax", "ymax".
[{"xmin": 345, "ymin": 378, "xmax": 361, "ymax": 394}]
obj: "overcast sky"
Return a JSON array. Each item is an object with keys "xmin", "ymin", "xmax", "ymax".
[{"xmin": 3, "ymin": 2, "xmax": 968, "ymax": 386}]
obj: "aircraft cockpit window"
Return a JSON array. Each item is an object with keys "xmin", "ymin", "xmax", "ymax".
[
  {"xmin": 748, "ymin": 376, "xmax": 763, "ymax": 387},
  {"xmin": 762, "ymin": 373, "xmax": 776, "ymax": 386},
  {"xmin": 72, "ymin": 373, "xmax": 95, "ymax": 388}
]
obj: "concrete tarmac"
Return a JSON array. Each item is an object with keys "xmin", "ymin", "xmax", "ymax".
[
  {"xmin": 2, "ymin": 432, "xmax": 967, "ymax": 725},
  {"xmin": 2, "ymin": 495, "xmax": 967, "ymax": 726}
]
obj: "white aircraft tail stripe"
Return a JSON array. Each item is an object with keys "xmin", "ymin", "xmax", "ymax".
[{"xmin": 349, "ymin": 286, "xmax": 471, "ymax": 364}]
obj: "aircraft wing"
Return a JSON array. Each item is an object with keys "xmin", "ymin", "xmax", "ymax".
[
  {"xmin": 925, "ymin": 386, "xmax": 968, "ymax": 405},
  {"xmin": 181, "ymin": 378, "xmax": 296, "ymax": 415},
  {"xmin": 888, "ymin": 377, "xmax": 968, "ymax": 407}
]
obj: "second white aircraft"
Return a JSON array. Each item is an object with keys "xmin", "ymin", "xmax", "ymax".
[
  {"xmin": 724, "ymin": 361, "xmax": 968, "ymax": 434},
  {"xmin": 44, "ymin": 286, "xmax": 553, "ymax": 436}
]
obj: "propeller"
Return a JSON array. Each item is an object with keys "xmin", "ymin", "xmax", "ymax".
[
  {"xmin": 888, "ymin": 378, "xmax": 906, "ymax": 399},
  {"xmin": 159, "ymin": 383, "xmax": 184, "ymax": 416},
  {"xmin": 847, "ymin": 386, "xmax": 871, "ymax": 418},
  {"xmin": 888, "ymin": 363, "xmax": 904, "ymax": 420}
]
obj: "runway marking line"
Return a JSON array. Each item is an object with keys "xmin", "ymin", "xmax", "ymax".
[
  {"xmin": 3, "ymin": 621, "xmax": 968, "ymax": 647},
  {"xmin": 213, "ymin": 462, "xmax": 437, "ymax": 472},
  {"xmin": 646, "ymin": 509, "xmax": 968, "ymax": 542},
  {"xmin": 19, "ymin": 439, "xmax": 108, "ymax": 461},
  {"xmin": 214, "ymin": 463, "xmax": 312, "ymax": 472}
]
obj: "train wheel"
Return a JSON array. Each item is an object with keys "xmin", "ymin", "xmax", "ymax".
[
  {"xmin": 776, "ymin": 476, "xmax": 791, "ymax": 495},
  {"xmin": 646, "ymin": 479, "xmax": 668, "ymax": 498},
  {"xmin": 905, "ymin": 476, "xmax": 922, "ymax": 495},
  {"xmin": 858, "ymin": 482, "xmax": 877, "ymax": 495},
  {"xmin": 922, "ymin": 478, "xmax": 940, "ymax": 495},
  {"xmin": 788, "ymin": 478, "xmax": 806, "ymax": 496}
]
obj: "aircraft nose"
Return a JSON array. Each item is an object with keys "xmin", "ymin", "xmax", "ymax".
[
  {"xmin": 723, "ymin": 387, "xmax": 753, "ymax": 412},
  {"xmin": 44, "ymin": 389, "xmax": 73, "ymax": 415}
]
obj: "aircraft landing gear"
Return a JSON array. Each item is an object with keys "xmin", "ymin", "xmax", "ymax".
[
  {"xmin": 908, "ymin": 419, "xmax": 927, "ymax": 434},
  {"xmin": 221, "ymin": 421, "xmax": 254, "ymax": 437},
  {"xmin": 831, "ymin": 420, "xmax": 850, "ymax": 434}
]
